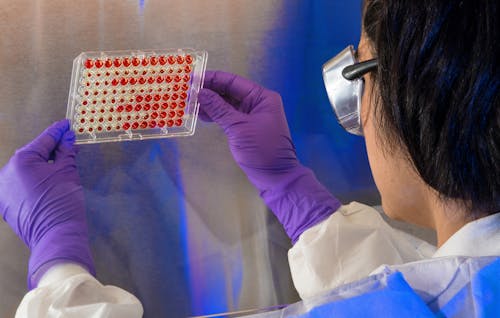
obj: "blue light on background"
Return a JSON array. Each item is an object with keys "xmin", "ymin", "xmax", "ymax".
[
  {"xmin": 252, "ymin": 0, "xmax": 376, "ymax": 203},
  {"xmin": 80, "ymin": 140, "xmax": 192, "ymax": 317}
]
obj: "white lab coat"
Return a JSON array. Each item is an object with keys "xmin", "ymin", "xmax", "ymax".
[
  {"xmin": 290, "ymin": 202, "xmax": 500, "ymax": 298},
  {"xmin": 15, "ymin": 202, "xmax": 500, "ymax": 317}
]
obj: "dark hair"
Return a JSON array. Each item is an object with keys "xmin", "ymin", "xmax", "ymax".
[{"xmin": 363, "ymin": 0, "xmax": 499, "ymax": 216}]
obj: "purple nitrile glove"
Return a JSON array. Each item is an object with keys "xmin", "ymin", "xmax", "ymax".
[
  {"xmin": 198, "ymin": 71, "xmax": 341, "ymax": 243},
  {"xmin": 0, "ymin": 119, "xmax": 95, "ymax": 289}
]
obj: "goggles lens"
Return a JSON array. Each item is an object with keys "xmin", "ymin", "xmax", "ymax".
[{"xmin": 322, "ymin": 45, "xmax": 364, "ymax": 136}]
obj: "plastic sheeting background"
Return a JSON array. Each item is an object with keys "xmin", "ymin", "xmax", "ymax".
[{"xmin": 0, "ymin": 1, "xmax": 378, "ymax": 317}]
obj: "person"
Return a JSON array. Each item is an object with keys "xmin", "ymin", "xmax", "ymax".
[{"xmin": 1, "ymin": 0, "xmax": 498, "ymax": 316}]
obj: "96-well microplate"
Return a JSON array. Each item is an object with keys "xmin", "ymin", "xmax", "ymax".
[{"xmin": 66, "ymin": 49, "xmax": 207, "ymax": 144}]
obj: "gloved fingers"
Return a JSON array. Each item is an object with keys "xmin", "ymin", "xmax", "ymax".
[
  {"xmin": 198, "ymin": 88, "xmax": 243, "ymax": 129},
  {"xmin": 54, "ymin": 129, "xmax": 77, "ymax": 162},
  {"xmin": 204, "ymin": 71, "xmax": 260, "ymax": 104},
  {"xmin": 198, "ymin": 107, "xmax": 213, "ymax": 122},
  {"xmin": 20, "ymin": 119, "xmax": 70, "ymax": 161}
]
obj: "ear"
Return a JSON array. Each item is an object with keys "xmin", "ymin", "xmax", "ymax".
[{"xmin": 360, "ymin": 74, "xmax": 376, "ymax": 132}]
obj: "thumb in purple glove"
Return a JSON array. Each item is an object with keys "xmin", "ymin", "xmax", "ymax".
[
  {"xmin": 0, "ymin": 119, "xmax": 95, "ymax": 289},
  {"xmin": 198, "ymin": 71, "xmax": 341, "ymax": 243}
]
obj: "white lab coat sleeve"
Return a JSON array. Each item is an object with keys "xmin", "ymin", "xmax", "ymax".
[
  {"xmin": 288, "ymin": 201, "xmax": 436, "ymax": 299},
  {"xmin": 15, "ymin": 263, "xmax": 143, "ymax": 318}
]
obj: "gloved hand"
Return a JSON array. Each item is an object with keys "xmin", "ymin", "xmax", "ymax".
[
  {"xmin": 198, "ymin": 71, "xmax": 341, "ymax": 243},
  {"xmin": 0, "ymin": 119, "xmax": 95, "ymax": 289}
]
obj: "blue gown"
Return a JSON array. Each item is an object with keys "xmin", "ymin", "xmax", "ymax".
[{"xmin": 248, "ymin": 257, "xmax": 500, "ymax": 318}]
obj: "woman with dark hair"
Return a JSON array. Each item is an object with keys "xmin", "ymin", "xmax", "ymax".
[{"xmin": 1, "ymin": 0, "xmax": 498, "ymax": 316}]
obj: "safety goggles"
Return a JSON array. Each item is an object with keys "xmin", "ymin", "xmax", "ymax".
[{"xmin": 322, "ymin": 45, "xmax": 378, "ymax": 136}]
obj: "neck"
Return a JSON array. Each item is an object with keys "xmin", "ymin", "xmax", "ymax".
[{"xmin": 429, "ymin": 197, "xmax": 469, "ymax": 247}]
